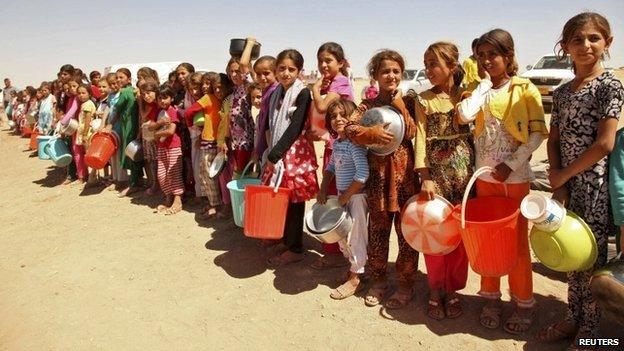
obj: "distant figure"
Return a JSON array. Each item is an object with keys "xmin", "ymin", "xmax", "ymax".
[
  {"xmin": 3, "ymin": 78, "xmax": 17, "ymax": 108},
  {"xmin": 461, "ymin": 38, "xmax": 481, "ymax": 91},
  {"xmin": 363, "ymin": 78, "xmax": 379, "ymax": 100},
  {"xmin": 89, "ymin": 71, "xmax": 103, "ymax": 100}
]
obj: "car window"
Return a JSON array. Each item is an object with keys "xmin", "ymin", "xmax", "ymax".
[
  {"xmin": 417, "ymin": 71, "xmax": 427, "ymax": 80},
  {"xmin": 403, "ymin": 70, "xmax": 416, "ymax": 80},
  {"xmin": 533, "ymin": 56, "xmax": 573, "ymax": 70}
]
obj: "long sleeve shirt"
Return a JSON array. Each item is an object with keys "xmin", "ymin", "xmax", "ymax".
[
  {"xmin": 266, "ymin": 89, "xmax": 311, "ymax": 164},
  {"xmin": 326, "ymin": 138, "xmax": 369, "ymax": 192},
  {"xmin": 60, "ymin": 96, "xmax": 78, "ymax": 125}
]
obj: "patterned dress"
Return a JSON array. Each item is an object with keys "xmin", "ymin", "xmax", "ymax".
[
  {"xmin": 345, "ymin": 95, "xmax": 419, "ymax": 285},
  {"xmin": 551, "ymin": 70, "xmax": 624, "ymax": 336},
  {"xmin": 415, "ymin": 89, "xmax": 474, "ymax": 204}
]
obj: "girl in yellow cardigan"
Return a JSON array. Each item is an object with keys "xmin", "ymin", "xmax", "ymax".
[{"xmin": 458, "ymin": 28, "xmax": 548, "ymax": 334}]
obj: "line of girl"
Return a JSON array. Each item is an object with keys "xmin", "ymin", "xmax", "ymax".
[{"xmin": 9, "ymin": 13, "xmax": 623, "ymax": 348}]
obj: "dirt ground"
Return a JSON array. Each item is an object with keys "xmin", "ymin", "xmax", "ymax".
[{"xmin": 1, "ymin": 75, "xmax": 624, "ymax": 350}]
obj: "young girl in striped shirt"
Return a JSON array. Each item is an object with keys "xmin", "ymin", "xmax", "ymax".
[{"xmin": 317, "ymin": 99, "xmax": 369, "ymax": 300}]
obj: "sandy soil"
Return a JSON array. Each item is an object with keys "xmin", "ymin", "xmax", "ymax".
[{"xmin": 1, "ymin": 73, "xmax": 623, "ymax": 350}]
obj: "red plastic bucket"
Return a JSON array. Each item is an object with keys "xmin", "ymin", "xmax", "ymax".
[
  {"xmin": 29, "ymin": 129, "xmax": 41, "ymax": 150},
  {"xmin": 451, "ymin": 167, "xmax": 520, "ymax": 277},
  {"xmin": 243, "ymin": 170, "xmax": 291, "ymax": 239},
  {"xmin": 85, "ymin": 132, "xmax": 118, "ymax": 169}
]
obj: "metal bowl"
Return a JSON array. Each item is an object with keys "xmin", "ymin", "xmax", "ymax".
[
  {"xmin": 60, "ymin": 119, "xmax": 79, "ymax": 136},
  {"xmin": 229, "ymin": 39, "xmax": 261, "ymax": 60},
  {"xmin": 304, "ymin": 197, "xmax": 352, "ymax": 244},
  {"xmin": 360, "ymin": 106, "xmax": 405, "ymax": 156},
  {"xmin": 141, "ymin": 122, "xmax": 155, "ymax": 141},
  {"xmin": 124, "ymin": 140, "xmax": 143, "ymax": 162},
  {"xmin": 209, "ymin": 152, "xmax": 227, "ymax": 178}
]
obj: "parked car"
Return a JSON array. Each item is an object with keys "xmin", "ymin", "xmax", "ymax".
[
  {"xmin": 399, "ymin": 69, "xmax": 432, "ymax": 95},
  {"xmin": 521, "ymin": 55, "xmax": 574, "ymax": 105}
]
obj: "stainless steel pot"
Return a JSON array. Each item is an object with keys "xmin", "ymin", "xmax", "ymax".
[
  {"xmin": 60, "ymin": 119, "xmax": 79, "ymax": 136},
  {"xmin": 360, "ymin": 106, "xmax": 405, "ymax": 156},
  {"xmin": 124, "ymin": 140, "xmax": 143, "ymax": 162},
  {"xmin": 305, "ymin": 197, "xmax": 352, "ymax": 244},
  {"xmin": 229, "ymin": 39, "xmax": 261, "ymax": 60}
]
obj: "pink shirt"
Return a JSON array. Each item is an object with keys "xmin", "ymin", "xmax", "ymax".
[
  {"xmin": 159, "ymin": 106, "xmax": 182, "ymax": 149},
  {"xmin": 321, "ymin": 75, "xmax": 354, "ymax": 101}
]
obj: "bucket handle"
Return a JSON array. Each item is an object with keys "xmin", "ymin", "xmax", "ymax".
[
  {"xmin": 460, "ymin": 166, "xmax": 509, "ymax": 229},
  {"xmin": 272, "ymin": 163, "xmax": 284, "ymax": 193},
  {"xmin": 240, "ymin": 160, "xmax": 259, "ymax": 179}
]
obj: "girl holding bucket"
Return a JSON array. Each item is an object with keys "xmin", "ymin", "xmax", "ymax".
[
  {"xmin": 541, "ymin": 13, "xmax": 623, "ymax": 345},
  {"xmin": 457, "ymin": 29, "xmax": 548, "ymax": 333},
  {"xmin": 104, "ymin": 68, "xmax": 142, "ymax": 197},
  {"xmin": 262, "ymin": 49, "xmax": 318, "ymax": 267},
  {"xmin": 415, "ymin": 42, "xmax": 472, "ymax": 320},
  {"xmin": 345, "ymin": 50, "xmax": 419, "ymax": 309}
]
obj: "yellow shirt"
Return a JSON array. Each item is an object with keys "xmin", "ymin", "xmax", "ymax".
[
  {"xmin": 77, "ymin": 100, "xmax": 96, "ymax": 145},
  {"xmin": 462, "ymin": 56, "xmax": 481, "ymax": 91},
  {"xmin": 217, "ymin": 94, "xmax": 233, "ymax": 147}
]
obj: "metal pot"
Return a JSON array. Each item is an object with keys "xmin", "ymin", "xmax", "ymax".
[
  {"xmin": 124, "ymin": 140, "xmax": 143, "ymax": 162},
  {"xmin": 360, "ymin": 106, "xmax": 405, "ymax": 156},
  {"xmin": 60, "ymin": 119, "xmax": 79, "ymax": 136},
  {"xmin": 229, "ymin": 39, "xmax": 261, "ymax": 60},
  {"xmin": 305, "ymin": 197, "xmax": 352, "ymax": 244}
]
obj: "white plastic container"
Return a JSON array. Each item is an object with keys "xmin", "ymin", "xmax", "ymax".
[{"xmin": 521, "ymin": 193, "xmax": 566, "ymax": 232}]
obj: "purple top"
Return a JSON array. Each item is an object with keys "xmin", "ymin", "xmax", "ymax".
[
  {"xmin": 254, "ymin": 82, "xmax": 279, "ymax": 158},
  {"xmin": 321, "ymin": 75, "xmax": 354, "ymax": 102}
]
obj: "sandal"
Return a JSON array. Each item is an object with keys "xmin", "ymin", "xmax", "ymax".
[
  {"xmin": 364, "ymin": 283, "xmax": 388, "ymax": 307},
  {"xmin": 444, "ymin": 294, "xmax": 463, "ymax": 319},
  {"xmin": 330, "ymin": 276, "xmax": 362, "ymax": 300},
  {"xmin": 536, "ymin": 321, "xmax": 577, "ymax": 342},
  {"xmin": 310, "ymin": 254, "xmax": 349, "ymax": 270},
  {"xmin": 503, "ymin": 307, "xmax": 535, "ymax": 334},
  {"xmin": 427, "ymin": 299, "xmax": 445, "ymax": 320},
  {"xmin": 385, "ymin": 287, "xmax": 414, "ymax": 310},
  {"xmin": 267, "ymin": 251, "xmax": 303, "ymax": 267},
  {"xmin": 479, "ymin": 304, "xmax": 502, "ymax": 329}
]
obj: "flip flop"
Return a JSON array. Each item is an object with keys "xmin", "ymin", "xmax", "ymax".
[
  {"xmin": 330, "ymin": 278, "xmax": 363, "ymax": 300},
  {"xmin": 503, "ymin": 308, "xmax": 535, "ymax": 334},
  {"xmin": 536, "ymin": 321, "xmax": 577, "ymax": 342},
  {"xmin": 364, "ymin": 283, "xmax": 388, "ymax": 307},
  {"xmin": 444, "ymin": 295, "xmax": 463, "ymax": 319},
  {"xmin": 480, "ymin": 305, "xmax": 502, "ymax": 329},
  {"xmin": 385, "ymin": 287, "xmax": 414, "ymax": 310},
  {"xmin": 427, "ymin": 299, "xmax": 445, "ymax": 320}
]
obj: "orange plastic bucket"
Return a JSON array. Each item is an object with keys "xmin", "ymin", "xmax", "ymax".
[
  {"xmin": 243, "ymin": 167, "xmax": 291, "ymax": 239},
  {"xmin": 451, "ymin": 167, "xmax": 520, "ymax": 277},
  {"xmin": 85, "ymin": 132, "xmax": 118, "ymax": 169},
  {"xmin": 29, "ymin": 129, "xmax": 41, "ymax": 150}
]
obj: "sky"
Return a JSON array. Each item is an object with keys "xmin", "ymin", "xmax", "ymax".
[{"xmin": 1, "ymin": 0, "xmax": 623, "ymax": 88}]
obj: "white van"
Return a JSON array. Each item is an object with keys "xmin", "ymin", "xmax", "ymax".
[{"xmin": 521, "ymin": 55, "xmax": 574, "ymax": 105}]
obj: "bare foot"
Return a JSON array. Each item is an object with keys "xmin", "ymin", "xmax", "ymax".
[
  {"xmin": 62, "ymin": 178, "xmax": 73, "ymax": 186},
  {"xmin": 157, "ymin": 204, "xmax": 168, "ymax": 213},
  {"xmin": 165, "ymin": 195, "xmax": 182, "ymax": 215},
  {"xmin": 118, "ymin": 186, "xmax": 140, "ymax": 198}
]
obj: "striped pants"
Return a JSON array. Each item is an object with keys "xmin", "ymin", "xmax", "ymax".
[{"xmin": 157, "ymin": 147, "xmax": 184, "ymax": 196}]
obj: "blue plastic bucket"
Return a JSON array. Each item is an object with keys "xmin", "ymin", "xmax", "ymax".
[
  {"xmin": 36, "ymin": 136, "xmax": 53, "ymax": 160},
  {"xmin": 44, "ymin": 137, "xmax": 73, "ymax": 167},
  {"xmin": 226, "ymin": 162, "xmax": 261, "ymax": 227}
]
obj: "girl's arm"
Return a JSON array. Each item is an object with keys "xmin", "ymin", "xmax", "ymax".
[
  {"xmin": 311, "ymin": 79, "xmax": 341, "ymax": 114},
  {"xmin": 217, "ymin": 99, "xmax": 231, "ymax": 152},
  {"xmin": 239, "ymin": 37, "xmax": 256, "ymax": 76},
  {"xmin": 549, "ymin": 118, "xmax": 619, "ymax": 189},
  {"xmin": 154, "ymin": 121, "xmax": 177, "ymax": 139},
  {"xmin": 457, "ymin": 79, "xmax": 492, "ymax": 123},
  {"xmin": 59, "ymin": 97, "xmax": 78, "ymax": 125},
  {"xmin": 546, "ymin": 124, "xmax": 570, "ymax": 205},
  {"xmin": 267, "ymin": 89, "xmax": 311, "ymax": 164},
  {"xmin": 317, "ymin": 170, "xmax": 334, "ymax": 205}
]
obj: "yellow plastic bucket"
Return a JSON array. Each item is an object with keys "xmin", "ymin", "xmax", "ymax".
[{"xmin": 529, "ymin": 211, "xmax": 597, "ymax": 272}]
